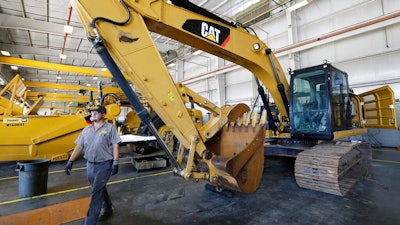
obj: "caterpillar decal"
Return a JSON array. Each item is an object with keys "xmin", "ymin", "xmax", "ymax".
[{"xmin": 182, "ymin": 20, "xmax": 230, "ymax": 47}]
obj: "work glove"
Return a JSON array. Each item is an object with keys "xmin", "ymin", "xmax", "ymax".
[
  {"xmin": 111, "ymin": 160, "xmax": 119, "ymax": 176},
  {"xmin": 65, "ymin": 160, "xmax": 73, "ymax": 175}
]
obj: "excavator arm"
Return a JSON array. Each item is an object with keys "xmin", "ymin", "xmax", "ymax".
[{"xmin": 71, "ymin": 0, "xmax": 290, "ymax": 193}]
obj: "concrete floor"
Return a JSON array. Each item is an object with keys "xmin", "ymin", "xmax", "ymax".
[{"xmin": 0, "ymin": 148, "xmax": 399, "ymax": 225}]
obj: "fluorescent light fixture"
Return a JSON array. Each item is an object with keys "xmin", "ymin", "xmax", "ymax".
[
  {"xmin": 86, "ymin": 83, "xmax": 91, "ymax": 87},
  {"xmin": 1, "ymin": 50, "xmax": 11, "ymax": 56},
  {"xmin": 231, "ymin": 0, "xmax": 261, "ymax": 17},
  {"xmin": 168, "ymin": 63, "xmax": 176, "ymax": 67},
  {"xmin": 101, "ymin": 68, "xmax": 108, "ymax": 71},
  {"xmin": 54, "ymin": 89, "xmax": 58, "ymax": 91},
  {"xmin": 64, "ymin": 25, "xmax": 74, "ymax": 34},
  {"xmin": 59, "ymin": 54, "xmax": 67, "ymax": 59},
  {"xmin": 93, "ymin": 77, "xmax": 98, "ymax": 80},
  {"xmin": 10, "ymin": 65, "xmax": 18, "ymax": 70},
  {"xmin": 192, "ymin": 50, "xmax": 203, "ymax": 55},
  {"xmin": 56, "ymin": 76, "xmax": 61, "ymax": 79},
  {"xmin": 287, "ymin": 0, "xmax": 309, "ymax": 12}
]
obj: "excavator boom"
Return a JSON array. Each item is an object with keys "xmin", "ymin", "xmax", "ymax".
[{"xmin": 71, "ymin": 0, "xmax": 272, "ymax": 193}]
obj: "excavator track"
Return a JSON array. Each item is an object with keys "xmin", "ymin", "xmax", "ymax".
[{"xmin": 295, "ymin": 142, "xmax": 371, "ymax": 196}]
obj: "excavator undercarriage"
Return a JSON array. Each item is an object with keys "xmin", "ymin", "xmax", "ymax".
[{"xmin": 295, "ymin": 142, "xmax": 371, "ymax": 196}]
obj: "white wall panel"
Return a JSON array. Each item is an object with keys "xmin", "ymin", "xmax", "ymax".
[
  {"xmin": 258, "ymin": 12, "xmax": 288, "ymax": 37},
  {"xmin": 225, "ymin": 67, "xmax": 252, "ymax": 85},
  {"xmin": 186, "ymin": 77, "xmax": 220, "ymax": 106},
  {"xmin": 336, "ymin": 50, "xmax": 400, "ymax": 99},
  {"xmin": 383, "ymin": 0, "xmax": 400, "ymax": 13},
  {"xmin": 297, "ymin": 43, "xmax": 335, "ymax": 67},
  {"xmin": 267, "ymin": 32, "xmax": 289, "ymax": 50},
  {"xmin": 386, "ymin": 23, "xmax": 400, "ymax": 47},
  {"xmin": 225, "ymin": 68, "xmax": 254, "ymax": 105}
]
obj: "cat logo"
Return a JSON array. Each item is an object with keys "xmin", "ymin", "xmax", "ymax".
[
  {"xmin": 201, "ymin": 22, "xmax": 221, "ymax": 43},
  {"xmin": 182, "ymin": 20, "xmax": 230, "ymax": 47}
]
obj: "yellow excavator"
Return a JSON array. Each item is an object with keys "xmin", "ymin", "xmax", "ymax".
[{"xmin": 71, "ymin": 0, "xmax": 398, "ymax": 196}]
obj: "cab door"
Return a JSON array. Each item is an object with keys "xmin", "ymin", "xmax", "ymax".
[{"xmin": 359, "ymin": 85, "xmax": 398, "ymax": 129}]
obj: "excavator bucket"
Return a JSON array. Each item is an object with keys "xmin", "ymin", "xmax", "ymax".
[{"xmin": 205, "ymin": 105, "xmax": 266, "ymax": 194}]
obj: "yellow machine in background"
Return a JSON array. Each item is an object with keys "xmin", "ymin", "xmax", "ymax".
[
  {"xmin": 71, "ymin": 0, "xmax": 398, "ymax": 196},
  {"xmin": 0, "ymin": 75, "xmax": 91, "ymax": 162},
  {"xmin": 0, "ymin": 73, "xmax": 176, "ymax": 162}
]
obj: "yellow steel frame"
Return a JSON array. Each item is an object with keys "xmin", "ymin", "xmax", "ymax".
[
  {"xmin": 0, "ymin": 56, "xmax": 111, "ymax": 78},
  {"xmin": 27, "ymin": 92, "xmax": 89, "ymax": 103}
]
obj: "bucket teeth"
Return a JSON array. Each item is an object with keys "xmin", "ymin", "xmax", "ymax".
[
  {"xmin": 244, "ymin": 113, "xmax": 251, "ymax": 126},
  {"xmin": 251, "ymin": 111, "xmax": 259, "ymax": 127},
  {"xmin": 228, "ymin": 110, "xmax": 267, "ymax": 128},
  {"xmin": 236, "ymin": 115, "xmax": 243, "ymax": 126}
]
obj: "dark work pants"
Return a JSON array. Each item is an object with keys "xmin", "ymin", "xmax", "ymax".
[{"xmin": 84, "ymin": 160, "xmax": 113, "ymax": 225}]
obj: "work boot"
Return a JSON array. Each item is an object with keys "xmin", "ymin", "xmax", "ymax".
[{"xmin": 98, "ymin": 210, "xmax": 113, "ymax": 221}]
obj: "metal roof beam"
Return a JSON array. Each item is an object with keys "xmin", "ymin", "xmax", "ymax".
[
  {"xmin": 0, "ymin": 43, "xmax": 100, "ymax": 61},
  {"xmin": 0, "ymin": 13, "xmax": 86, "ymax": 38}
]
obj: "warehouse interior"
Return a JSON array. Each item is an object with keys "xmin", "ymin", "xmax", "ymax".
[{"xmin": 1, "ymin": 0, "xmax": 400, "ymax": 224}]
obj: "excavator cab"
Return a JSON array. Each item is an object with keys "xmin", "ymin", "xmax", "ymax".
[{"xmin": 290, "ymin": 64, "xmax": 353, "ymax": 140}]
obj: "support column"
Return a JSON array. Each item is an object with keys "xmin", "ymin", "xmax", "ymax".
[
  {"xmin": 215, "ymin": 58, "xmax": 226, "ymax": 106},
  {"xmin": 286, "ymin": 10, "xmax": 300, "ymax": 70}
]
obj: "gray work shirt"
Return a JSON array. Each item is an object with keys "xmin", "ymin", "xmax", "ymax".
[{"xmin": 75, "ymin": 122, "xmax": 121, "ymax": 163}]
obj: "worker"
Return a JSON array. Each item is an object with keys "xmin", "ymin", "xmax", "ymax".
[{"xmin": 65, "ymin": 105, "xmax": 121, "ymax": 224}]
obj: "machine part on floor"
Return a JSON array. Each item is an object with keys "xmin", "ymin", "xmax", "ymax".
[
  {"xmin": 0, "ymin": 75, "xmax": 94, "ymax": 162},
  {"xmin": 0, "ymin": 111, "xmax": 91, "ymax": 162},
  {"xmin": 71, "ymin": 0, "xmax": 398, "ymax": 195},
  {"xmin": 295, "ymin": 142, "xmax": 372, "ymax": 196},
  {"xmin": 131, "ymin": 153, "xmax": 168, "ymax": 171}
]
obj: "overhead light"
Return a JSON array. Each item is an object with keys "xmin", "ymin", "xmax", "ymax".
[
  {"xmin": 1, "ymin": 50, "xmax": 11, "ymax": 56},
  {"xmin": 86, "ymin": 83, "xmax": 91, "ymax": 87},
  {"xmin": 101, "ymin": 68, "xmax": 108, "ymax": 71},
  {"xmin": 10, "ymin": 65, "xmax": 18, "ymax": 70},
  {"xmin": 59, "ymin": 54, "xmax": 67, "ymax": 59},
  {"xmin": 93, "ymin": 77, "xmax": 98, "ymax": 80},
  {"xmin": 64, "ymin": 25, "xmax": 74, "ymax": 34},
  {"xmin": 287, "ymin": 0, "xmax": 309, "ymax": 12},
  {"xmin": 231, "ymin": 0, "xmax": 262, "ymax": 17},
  {"xmin": 56, "ymin": 76, "xmax": 61, "ymax": 79},
  {"xmin": 54, "ymin": 89, "xmax": 58, "ymax": 91},
  {"xmin": 192, "ymin": 50, "xmax": 203, "ymax": 55},
  {"xmin": 168, "ymin": 63, "xmax": 176, "ymax": 67}
]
